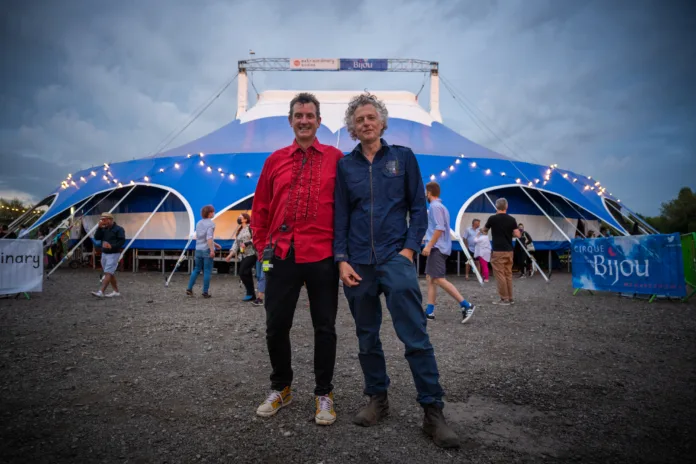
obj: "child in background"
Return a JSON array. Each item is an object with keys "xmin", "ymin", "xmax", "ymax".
[{"xmin": 474, "ymin": 227, "xmax": 491, "ymax": 283}]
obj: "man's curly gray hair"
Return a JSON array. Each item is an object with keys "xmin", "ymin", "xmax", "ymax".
[{"xmin": 344, "ymin": 92, "xmax": 389, "ymax": 141}]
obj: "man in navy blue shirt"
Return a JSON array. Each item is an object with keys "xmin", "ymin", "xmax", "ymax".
[{"xmin": 334, "ymin": 93, "xmax": 460, "ymax": 449}]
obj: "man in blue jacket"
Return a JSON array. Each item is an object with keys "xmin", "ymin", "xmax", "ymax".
[{"xmin": 334, "ymin": 93, "xmax": 460, "ymax": 449}]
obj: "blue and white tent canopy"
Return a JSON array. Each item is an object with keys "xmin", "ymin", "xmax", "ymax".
[{"xmin": 30, "ymin": 90, "xmax": 629, "ymax": 250}]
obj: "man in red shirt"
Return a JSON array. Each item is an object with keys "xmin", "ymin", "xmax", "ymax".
[{"xmin": 251, "ymin": 92, "xmax": 343, "ymax": 426}]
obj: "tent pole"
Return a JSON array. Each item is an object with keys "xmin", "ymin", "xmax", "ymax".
[
  {"xmin": 558, "ymin": 196, "xmax": 625, "ymax": 237},
  {"xmin": 35, "ymin": 186, "xmax": 119, "ymax": 238},
  {"xmin": 605, "ymin": 200, "xmax": 652, "ymax": 235},
  {"xmin": 165, "ymin": 237, "xmax": 195, "ymax": 287},
  {"xmin": 41, "ymin": 194, "xmax": 97, "ymax": 245},
  {"xmin": 119, "ymin": 192, "xmax": 170, "ymax": 261},
  {"xmin": 535, "ymin": 190, "xmax": 588, "ymax": 239},
  {"xmin": 483, "ymin": 192, "xmax": 549, "ymax": 282},
  {"xmin": 47, "ymin": 185, "xmax": 137, "ymax": 278},
  {"xmin": 519, "ymin": 187, "xmax": 572, "ymax": 242},
  {"xmin": 3, "ymin": 198, "xmax": 46, "ymax": 236},
  {"xmin": 455, "ymin": 235, "xmax": 483, "ymax": 285},
  {"xmin": 616, "ymin": 202, "xmax": 659, "ymax": 234}
]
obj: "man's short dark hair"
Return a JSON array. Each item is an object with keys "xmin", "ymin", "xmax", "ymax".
[
  {"xmin": 425, "ymin": 181, "xmax": 440, "ymax": 197},
  {"xmin": 289, "ymin": 92, "xmax": 320, "ymax": 120}
]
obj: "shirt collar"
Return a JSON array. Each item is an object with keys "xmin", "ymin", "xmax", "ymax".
[
  {"xmin": 291, "ymin": 137, "xmax": 324, "ymax": 154},
  {"xmin": 352, "ymin": 138, "xmax": 388, "ymax": 156}
]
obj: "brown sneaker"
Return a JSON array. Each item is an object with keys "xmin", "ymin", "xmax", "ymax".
[
  {"xmin": 422, "ymin": 404, "xmax": 460, "ymax": 448},
  {"xmin": 352, "ymin": 392, "xmax": 389, "ymax": 427}
]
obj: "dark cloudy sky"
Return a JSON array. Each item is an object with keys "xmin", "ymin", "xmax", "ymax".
[{"xmin": 1, "ymin": 0, "xmax": 694, "ymax": 215}]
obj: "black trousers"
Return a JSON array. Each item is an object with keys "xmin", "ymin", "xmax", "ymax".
[
  {"xmin": 264, "ymin": 249, "xmax": 339, "ymax": 396},
  {"xmin": 239, "ymin": 255, "xmax": 257, "ymax": 297}
]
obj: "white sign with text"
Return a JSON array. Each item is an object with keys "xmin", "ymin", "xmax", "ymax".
[{"xmin": 0, "ymin": 239, "xmax": 43, "ymax": 294}]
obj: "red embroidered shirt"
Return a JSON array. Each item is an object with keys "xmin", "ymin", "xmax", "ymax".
[{"xmin": 251, "ymin": 138, "xmax": 344, "ymax": 264}]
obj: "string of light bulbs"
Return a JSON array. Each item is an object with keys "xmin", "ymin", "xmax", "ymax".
[
  {"xmin": 58, "ymin": 152, "xmax": 256, "ymax": 192},
  {"xmin": 426, "ymin": 154, "xmax": 621, "ymax": 204}
]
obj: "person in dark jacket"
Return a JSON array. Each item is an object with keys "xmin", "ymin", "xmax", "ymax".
[
  {"xmin": 91, "ymin": 212, "xmax": 126, "ymax": 297},
  {"xmin": 514, "ymin": 223, "xmax": 534, "ymax": 278},
  {"xmin": 334, "ymin": 92, "xmax": 459, "ymax": 449}
]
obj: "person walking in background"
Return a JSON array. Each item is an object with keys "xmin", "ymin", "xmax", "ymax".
[
  {"xmin": 462, "ymin": 218, "xmax": 480, "ymax": 280},
  {"xmin": 225, "ymin": 213, "xmax": 257, "ymax": 302},
  {"xmin": 251, "ymin": 92, "xmax": 343, "ymax": 426},
  {"xmin": 484, "ymin": 198, "xmax": 521, "ymax": 305},
  {"xmin": 186, "ymin": 205, "xmax": 221, "ymax": 298},
  {"xmin": 514, "ymin": 223, "xmax": 534, "ymax": 278},
  {"xmin": 335, "ymin": 93, "xmax": 460, "ymax": 448},
  {"xmin": 91, "ymin": 212, "xmax": 125, "ymax": 298},
  {"xmin": 422, "ymin": 181, "xmax": 476, "ymax": 324},
  {"xmin": 473, "ymin": 227, "xmax": 491, "ymax": 283}
]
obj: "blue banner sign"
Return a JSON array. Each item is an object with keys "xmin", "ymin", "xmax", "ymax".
[
  {"xmin": 571, "ymin": 233, "xmax": 686, "ymax": 297},
  {"xmin": 339, "ymin": 59, "xmax": 389, "ymax": 71}
]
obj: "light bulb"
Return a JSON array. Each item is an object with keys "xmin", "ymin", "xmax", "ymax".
[
  {"xmin": 441, "ymin": 171, "xmax": 446, "ymax": 177},
  {"xmin": 174, "ymin": 163, "xmax": 180, "ymax": 169},
  {"xmin": 430, "ymin": 174, "xmax": 436, "ymax": 180},
  {"xmin": 206, "ymin": 166, "xmax": 212, "ymax": 172},
  {"xmin": 455, "ymin": 159, "xmax": 461, "ymax": 164},
  {"xmin": 501, "ymin": 172, "xmax": 506, "ymax": 177},
  {"xmin": 470, "ymin": 161, "xmax": 477, "ymax": 167},
  {"xmin": 91, "ymin": 171, "xmax": 97, "ymax": 176},
  {"xmin": 159, "ymin": 168, "xmax": 164, "ymax": 172},
  {"xmin": 516, "ymin": 178, "xmax": 521, "ymax": 184},
  {"xmin": 218, "ymin": 167, "xmax": 223, "ymax": 172},
  {"xmin": 449, "ymin": 165, "xmax": 454, "ymax": 171},
  {"xmin": 199, "ymin": 152, "xmax": 204, "ymax": 157},
  {"xmin": 485, "ymin": 169, "xmax": 491, "ymax": 175},
  {"xmin": 229, "ymin": 174, "xmax": 235, "ymax": 180},
  {"xmin": 144, "ymin": 176, "xmax": 150, "ymax": 182},
  {"xmin": 199, "ymin": 160, "xmax": 204, "ymax": 166}
]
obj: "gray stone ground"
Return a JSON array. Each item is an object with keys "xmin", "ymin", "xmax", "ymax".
[{"xmin": 0, "ymin": 269, "xmax": 694, "ymax": 463}]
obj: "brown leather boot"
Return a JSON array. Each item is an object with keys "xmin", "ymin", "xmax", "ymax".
[
  {"xmin": 352, "ymin": 392, "xmax": 389, "ymax": 426},
  {"xmin": 422, "ymin": 404, "xmax": 460, "ymax": 448}
]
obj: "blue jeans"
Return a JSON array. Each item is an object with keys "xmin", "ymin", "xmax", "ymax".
[
  {"xmin": 255, "ymin": 260, "xmax": 266, "ymax": 294},
  {"xmin": 344, "ymin": 253, "xmax": 444, "ymax": 407},
  {"xmin": 187, "ymin": 249, "xmax": 214, "ymax": 294}
]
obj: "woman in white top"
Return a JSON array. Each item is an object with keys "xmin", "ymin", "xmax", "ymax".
[{"xmin": 473, "ymin": 227, "xmax": 492, "ymax": 283}]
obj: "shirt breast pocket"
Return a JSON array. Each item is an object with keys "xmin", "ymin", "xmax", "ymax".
[{"xmin": 381, "ymin": 163, "xmax": 405, "ymax": 197}]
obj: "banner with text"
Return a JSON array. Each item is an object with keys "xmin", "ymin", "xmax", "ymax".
[
  {"xmin": 339, "ymin": 59, "xmax": 389, "ymax": 71},
  {"xmin": 289, "ymin": 58, "xmax": 339, "ymax": 70},
  {"xmin": 0, "ymin": 239, "xmax": 44, "ymax": 295},
  {"xmin": 571, "ymin": 233, "xmax": 686, "ymax": 297}
]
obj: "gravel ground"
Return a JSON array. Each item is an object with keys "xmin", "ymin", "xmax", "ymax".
[{"xmin": 1, "ymin": 268, "xmax": 695, "ymax": 463}]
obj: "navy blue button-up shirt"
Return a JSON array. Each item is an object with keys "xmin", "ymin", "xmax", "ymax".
[{"xmin": 334, "ymin": 139, "xmax": 427, "ymax": 265}]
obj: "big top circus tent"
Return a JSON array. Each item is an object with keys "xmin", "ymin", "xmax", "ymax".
[{"xmin": 15, "ymin": 58, "xmax": 653, "ymax": 279}]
